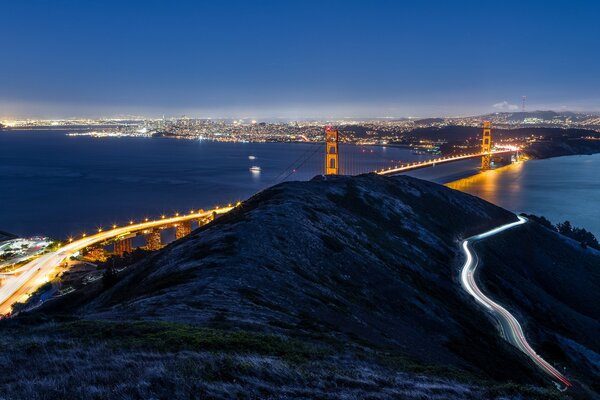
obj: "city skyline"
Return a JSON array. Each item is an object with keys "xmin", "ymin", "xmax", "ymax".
[{"xmin": 2, "ymin": 0, "xmax": 600, "ymax": 118}]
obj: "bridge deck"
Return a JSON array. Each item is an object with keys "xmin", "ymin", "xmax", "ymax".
[{"xmin": 377, "ymin": 150, "xmax": 514, "ymax": 176}]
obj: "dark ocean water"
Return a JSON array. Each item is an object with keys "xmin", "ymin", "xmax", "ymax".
[
  {"xmin": 0, "ymin": 130, "xmax": 433, "ymax": 238},
  {"xmin": 1, "ymin": 129, "xmax": 597, "ymax": 238}
]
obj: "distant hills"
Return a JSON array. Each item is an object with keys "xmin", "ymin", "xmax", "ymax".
[
  {"xmin": 408, "ymin": 110, "xmax": 600, "ymax": 131},
  {"xmin": 483, "ymin": 110, "xmax": 582, "ymax": 121},
  {"xmin": 6, "ymin": 174, "xmax": 597, "ymax": 399}
]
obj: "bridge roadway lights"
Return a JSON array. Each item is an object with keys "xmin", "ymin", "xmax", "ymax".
[{"xmin": 145, "ymin": 228, "xmax": 162, "ymax": 251}]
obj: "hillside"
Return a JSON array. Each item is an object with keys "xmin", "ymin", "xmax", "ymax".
[
  {"xmin": 2, "ymin": 174, "xmax": 599, "ymax": 399},
  {"xmin": 524, "ymin": 138, "xmax": 600, "ymax": 159},
  {"xmin": 0, "ymin": 230, "xmax": 17, "ymax": 243},
  {"xmin": 407, "ymin": 125, "xmax": 599, "ymax": 143}
]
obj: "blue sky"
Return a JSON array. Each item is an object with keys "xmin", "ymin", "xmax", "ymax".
[{"xmin": 1, "ymin": 0, "xmax": 600, "ymax": 118}]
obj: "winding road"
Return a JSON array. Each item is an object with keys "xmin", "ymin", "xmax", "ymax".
[{"xmin": 460, "ymin": 215, "xmax": 573, "ymax": 389}]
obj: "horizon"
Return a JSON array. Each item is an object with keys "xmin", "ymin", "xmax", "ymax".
[{"xmin": 2, "ymin": 108, "xmax": 599, "ymax": 123}]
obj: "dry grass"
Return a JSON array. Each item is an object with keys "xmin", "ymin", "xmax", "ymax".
[{"xmin": 0, "ymin": 320, "xmax": 567, "ymax": 400}]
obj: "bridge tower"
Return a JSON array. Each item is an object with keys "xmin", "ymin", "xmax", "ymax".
[
  {"xmin": 481, "ymin": 121, "xmax": 492, "ymax": 170},
  {"xmin": 325, "ymin": 126, "xmax": 339, "ymax": 175}
]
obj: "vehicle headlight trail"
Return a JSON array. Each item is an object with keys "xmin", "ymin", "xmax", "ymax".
[{"xmin": 459, "ymin": 215, "xmax": 573, "ymax": 389}]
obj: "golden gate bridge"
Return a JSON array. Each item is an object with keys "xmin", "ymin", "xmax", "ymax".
[{"xmin": 0, "ymin": 122, "xmax": 520, "ymax": 315}]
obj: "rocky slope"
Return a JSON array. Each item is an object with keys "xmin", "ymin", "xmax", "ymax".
[{"xmin": 3, "ymin": 174, "xmax": 599, "ymax": 399}]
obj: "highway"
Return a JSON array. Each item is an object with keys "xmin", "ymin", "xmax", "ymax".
[
  {"xmin": 0, "ymin": 206, "xmax": 233, "ymax": 316},
  {"xmin": 460, "ymin": 216, "xmax": 573, "ymax": 389}
]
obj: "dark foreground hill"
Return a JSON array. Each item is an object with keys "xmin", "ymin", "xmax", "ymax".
[
  {"xmin": 0, "ymin": 230, "xmax": 17, "ymax": 243},
  {"xmin": 1, "ymin": 174, "xmax": 599, "ymax": 399}
]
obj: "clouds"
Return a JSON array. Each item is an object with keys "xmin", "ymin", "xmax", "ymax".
[{"xmin": 492, "ymin": 101, "xmax": 519, "ymax": 111}]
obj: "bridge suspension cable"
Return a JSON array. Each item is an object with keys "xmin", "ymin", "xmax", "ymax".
[
  {"xmin": 276, "ymin": 143, "xmax": 323, "ymax": 183},
  {"xmin": 269, "ymin": 141, "xmax": 323, "ymax": 185}
]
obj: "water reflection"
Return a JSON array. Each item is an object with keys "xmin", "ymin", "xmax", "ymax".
[
  {"xmin": 446, "ymin": 156, "xmax": 600, "ymax": 236},
  {"xmin": 447, "ymin": 162, "xmax": 525, "ymax": 207}
]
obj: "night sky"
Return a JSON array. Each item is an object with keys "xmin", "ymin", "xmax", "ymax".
[{"xmin": 2, "ymin": 0, "xmax": 600, "ymax": 118}]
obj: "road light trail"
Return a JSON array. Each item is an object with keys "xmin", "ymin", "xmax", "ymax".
[
  {"xmin": 460, "ymin": 215, "xmax": 572, "ymax": 389},
  {"xmin": 0, "ymin": 206, "xmax": 234, "ymax": 315}
]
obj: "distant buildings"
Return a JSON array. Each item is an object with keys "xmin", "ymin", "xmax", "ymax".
[{"xmin": 2, "ymin": 112, "xmax": 599, "ymax": 152}]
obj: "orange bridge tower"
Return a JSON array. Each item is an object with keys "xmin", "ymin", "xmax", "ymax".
[
  {"xmin": 481, "ymin": 121, "xmax": 492, "ymax": 170},
  {"xmin": 325, "ymin": 126, "xmax": 339, "ymax": 175}
]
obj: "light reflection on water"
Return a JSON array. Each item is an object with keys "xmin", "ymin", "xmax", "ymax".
[
  {"xmin": 446, "ymin": 162, "xmax": 525, "ymax": 207},
  {"xmin": 446, "ymin": 155, "xmax": 600, "ymax": 236}
]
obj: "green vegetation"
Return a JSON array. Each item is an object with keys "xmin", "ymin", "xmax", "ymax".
[
  {"xmin": 522, "ymin": 213, "xmax": 600, "ymax": 250},
  {"xmin": 46, "ymin": 241, "xmax": 63, "ymax": 252},
  {"xmin": 50, "ymin": 319, "xmax": 329, "ymax": 362},
  {"xmin": 14, "ymin": 319, "xmax": 565, "ymax": 399},
  {"xmin": 11, "ymin": 281, "xmax": 55, "ymax": 313},
  {"xmin": 102, "ymin": 266, "xmax": 118, "ymax": 288},
  {"xmin": 376, "ymin": 352, "xmax": 476, "ymax": 382},
  {"xmin": 556, "ymin": 220, "xmax": 600, "ymax": 250}
]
